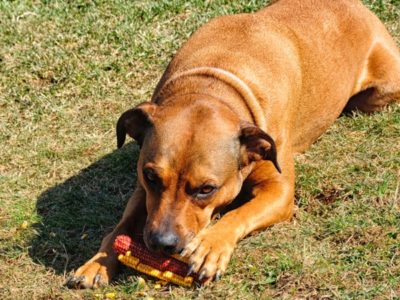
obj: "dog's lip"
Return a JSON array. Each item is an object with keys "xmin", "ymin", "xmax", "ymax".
[{"xmin": 165, "ymin": 246, "xmax": 183, "ymax": 255}]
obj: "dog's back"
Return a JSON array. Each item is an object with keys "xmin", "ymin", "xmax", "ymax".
[
  {"xmin": 156, "ymin": 0, "xmax": 400, "ymax": 152},
  {"xmin": 260, "ymin": 0, "xmax": 400, "ymax": 147}
]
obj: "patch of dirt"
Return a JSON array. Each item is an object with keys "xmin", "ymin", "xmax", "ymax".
[{"xmin": 315, "ymin": 188, "xmax": 353, "ymax": 205}]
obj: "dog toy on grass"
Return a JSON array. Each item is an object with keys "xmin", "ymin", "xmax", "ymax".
[{"xmin": 113, "ymin": 235, "xmax": 202, "ymax": 287}]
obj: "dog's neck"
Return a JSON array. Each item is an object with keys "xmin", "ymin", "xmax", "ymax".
[{"xmin": 153, "ymin": 66, "xmax": 268, "ymax": 131}]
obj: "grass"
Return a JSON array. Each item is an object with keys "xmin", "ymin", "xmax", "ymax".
[{"xmin": 0, "ymin": 0, "xmax": 399, "ymax": 299}]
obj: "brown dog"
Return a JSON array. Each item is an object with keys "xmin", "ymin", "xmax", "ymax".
[{"xmin": 67, "ymin": 0, "xmax": 400, "ymax": 288}]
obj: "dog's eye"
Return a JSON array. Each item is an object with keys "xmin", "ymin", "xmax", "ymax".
[
  {"xmin": 197, "ymin": 185, "xmax": 217, "ymax": 199},
  {"xmin": 143, "ymin": 168, "xmax": 157, "ymax": 184}
]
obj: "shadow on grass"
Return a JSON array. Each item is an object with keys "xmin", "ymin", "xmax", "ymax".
[{"xmin": 29, "ymin": 142, "xmax": 140, "ymax": 275}]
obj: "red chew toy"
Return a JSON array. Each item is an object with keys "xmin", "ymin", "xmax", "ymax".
[{"xmin": 113, "ymin": 235, "xmax": 202, "ymax": 286}]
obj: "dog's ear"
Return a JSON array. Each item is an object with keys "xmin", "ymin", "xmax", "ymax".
[
  {"xmin": 239, "ymin": 123, "xmax": 281, "ymax": 173},
  {"xmin": 116, "ymin": 102, "xmax": 157, "ymax": 148}
]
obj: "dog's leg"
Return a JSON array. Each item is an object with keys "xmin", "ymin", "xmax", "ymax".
[
  {"xmin": 346, "ymin": 42, "xmax": 400, "ymax": 113},
  {"xmin": 66, "ymin": 186, "xmax": 146, "ymax": 289},
  {"xmin": 183, "ymin": 154, "xmax": 295, "ymax": 281}
]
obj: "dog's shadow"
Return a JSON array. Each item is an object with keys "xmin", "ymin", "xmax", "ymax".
[{"xmin": 29, "ymin": 142, "xmax": 140, "ymax": 275}]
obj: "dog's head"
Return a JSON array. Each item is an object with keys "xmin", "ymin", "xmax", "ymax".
[{"xmin": 116, "ymin": 96, "xmax": 280, "ymax": 254}]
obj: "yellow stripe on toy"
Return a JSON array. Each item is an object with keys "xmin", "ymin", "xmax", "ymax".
[{"xmin": 113, "ymin": 235, "xmax": 202, "ymax": 287}]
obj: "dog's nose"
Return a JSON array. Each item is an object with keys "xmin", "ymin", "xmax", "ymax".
[{"xmin": 148, "ymin": 231, "xmax": 180, "ymax": 254}]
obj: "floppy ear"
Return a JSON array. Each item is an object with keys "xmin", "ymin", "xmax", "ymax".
[
  {"xmin": 116, "ymin": 102, "xmax": 157, "ymax": 148},
  {"xmin": 239, "ymin": 123, "xmax": 281, "ymax": 173}
]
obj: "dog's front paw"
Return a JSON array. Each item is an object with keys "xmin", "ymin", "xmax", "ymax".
[
  {"xmin": 182, "ymin": 227, "xmax": 236, "ymax": 283},
  {"xmin": 65, "ymin": 252, "xmax": 114, "ymax": 289}
]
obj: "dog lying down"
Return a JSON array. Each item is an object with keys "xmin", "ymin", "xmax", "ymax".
[{"xmin": 67, "ymin": 0, "xmax": 400, "ymax": 288}]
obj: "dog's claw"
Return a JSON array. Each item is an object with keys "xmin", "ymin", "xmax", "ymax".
[
  {"xmin": 65, "ymin": 275, "xmax": 85, "ymax": 289},
  {"xmin": 65, "ymin": 273, "xmax": 103, "ymax": 289},
  {"xmin": 64, "ymin": 277, "xmax": 74, "ymax": 288},
  {"xmin": 198, "ymin": 270, "xmax": 207, "ymax": 281},
  {"xmin": 187, "ymin": 265, "xmax": 195, "ymax": 276},
  {"xmin": 93, "ymin": 274, "xmax": 102, "ymax": 288},
  {"xmin": 215, "ymin": 270, "xmax": 222, "ymax": 282}
]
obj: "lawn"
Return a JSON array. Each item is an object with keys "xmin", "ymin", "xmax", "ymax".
[{"xmin": 0, "ymin": 0, "xmax": 399, "ymax": 299}]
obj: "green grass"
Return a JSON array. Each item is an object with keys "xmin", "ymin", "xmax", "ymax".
[{"xmin": 1, "ymin": 0, "xmax": 399, "ymax": 299}]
